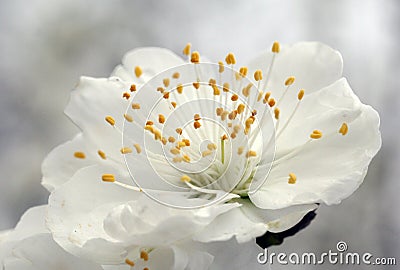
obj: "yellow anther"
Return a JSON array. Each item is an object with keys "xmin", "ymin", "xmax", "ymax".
[
  {"xmin": 176, "ymin": 84, "xmax": 183, "ymax": 94},
  {"xmin": 239, "ymin": 66, "xmax": 248, "ymax": 77},
  {"xmin": 339, "ymin": 123, "xmax": 348, "ymax": 136},
  {"xmin": 181, "ymin": 175, "xmax": 191, "ymax": 182},
  {"xmin": 74, "ymin": 152, "xmax": 85, "ymax": 159},
  {"xmin": 194, "ymin": 114, "xmax": 201, "ymax": 121},
  {"xmin": 124, "ymin": 114, "xmax": 133, "ymax": 123},
  {"xmin": 288, "ymin": 173, "xmax": 297, "ymax": 184},
  {"xmin": 183, "ymin": 43, "xmax": 191, "ymax": 56},
  {"xmin": 251, "ymin": 110, "xmax": 257, "ymax": 116},
  {"xmin": 163, "ymin": 78, "xmax": 170, "ymax": 87},
  {"xmin": 272, "ymin": 41, "xmax": 280, "ymax": 53},
  {"xmin": 285, "ymin": 76, "xmax": 295, "ymax": 86},
  {"xmin": 134, "ymin": 66, "xmax": 142, "ymax": 78},
  {"xmin": 208, "ymin": 78, "xmax": 216, "ymax": 86},
  {"xmin": 162, "ymin": 137, "xmax": 167, "ymax": 145},
  {"xmin": 157, "ymin": 87, "xmax": 165, "ymax": 94},
  {"xmin": 246, "ymin": 150, "xmax": 257, "ymax": 158},
  {"xmin": 274, "ymin": 108, "xmax": 280, "ymax": 120},
  {"xmin": 144, "ymin": 125, "xmax": 154, "ymax": 133},
  {"xmin": 242, "ymin": 83, "xmax": 252, "ymax": 97},
  {"xmin": 254, "ymin": 70, "xmax": 263, "ymax": 81},
  {"xmin": 125, "ymin": 258, "xmax": 135, "ymax": 267},
  {"xmin": 120, "ymin": 147, "xmax": 132, "ymax": 154},
  {"xmin": 171, "ymin": 101, "xmax": 177, "ymax": 108},
  {"xmin": 163, "ymin": 92, "xmax": 170, "ymax": 99},
  {"xmin": 158, "ymin": 114, "xmax": 165, "ymax": 124},
  {"xmin": 237, "ymin": 103, "xmax": 245, "ymax": 114},
  {"xmin": 207, "ymin": 143, "xmax": 217, "ymax": 150},
  {"xmin": 130, "ymin": 84, "xmax": 137, "ymax": 92},
  {"xmin": 133, "ymin": 144, "xmax": 142, "ymax": 154},
  {"xmin": 263, "ymin": 92, "xmax": 271, "ymax": 104},
  {"xmin": 182, "ymin": 154, "xmax": 191, "ymax": 163},
  {"xmin": 221, "ymin": 110, "xmax": 229, "ymax": 121},
  {"xmin": 177, "ymin": 141, "xmax": 186, "ymax": 148},
  {"xmin": 218, "ymin": 61, "xmax": 224, "ymax": 73},
  {"xmin": 268, "ymin": 98, "xmax": 276, "ymax": 107},
  {"xmin": 97, "ymin": 150, "xmax": 106, "ymax": 160},
  {"xmin": 122, "ymin": 92, "xmax": 131, "ymax": 100},
  {"xmin": 172, "ymin": 72, "xmax": 180, "ymax": 79},
  {"xmin": 228, "ymin": 110, "xmax": 237, "ymax": 120},
  {"xmin": 223, "ymin": 82, "xmax": 230, "ymax": 92},
  {"xmin": 230, "ymin": 132, "xmax": 237, "ymax": 139},
  {"xmin": 202, "ymin": 150, "xmax": 213, "ymax": 157},
  {"xmin": 140, "ymin": 251, "xmax": 149, "ymax": 261},
  {"xmin": 194, "ymin": 121, "xmax": 201, "ymax": 129},
  {"xmin": 146, "ymin": 120, "xmax": 154, "ymax": 126},
  {"xmin": 102, "ymin": 174, "xmax": 115, "ymax": 182},
  {"xmin": 257, "ymin": 91, "xmax": 264, "ymax": 102},
  {"xmin": 132, "ymin": 103, "xmax": 141, "ymax": 110},
  {"xmin": 191, "ymin": 51, "xmax": 200, "ymax": 63},
  {"xmin": 170, "ymin": 148, "xmax": 180, "ymax": 155},
  {"xmin": 168, "ymin": 136, "xmax": 176, "ymax": 143},
  {"xmin": 173, "ymin": 156, "xmax": 183, "ymax": 163},
  {"xmin": 244, "ymin": 127, "xmax": 250, "ymax": 135},
  {"xmin": 298, "ymin": 89, "xmax": 305, "ymax": 100},
  {"xmin": 193, "ymin": 81, "xmax": 200, "ymax": 89},
  {"xmin": 182, "ymin": 139, "xmax": 190, "ymax": 146},
  {"xmin": 216, "ymin": 107, "xmax": 223, "ymax": 116},
  {"xmin": 245, "ymin": 117, "xmax": 254, "ymax": 128},
  {"xmin": 105, "ymin": 116, "xmax": 115, "ymax": 126},
  {"xmin": 176, "ymin": 128, "xmax": 183, "ymax": 135},
  {"xmin": 233, "ymin": 125, "xmax": 241, "ymax": 133},
  {"xmin": 225, "ymin": 52, "xmax": 236, "ymax": 65},
  {"xmin": 212, "ymin": 85, "xmax": 220, "ymax": 96},
  {"xmin": 154, "ymin": 129, "xmax": 162, "ymax": 141},
  {"xmin": 310, "ymin": 130, "xmax": 323, "ymax": 139},
  {"xmin": 221, "ymin": 134, "xmax": 228, "ymax": 140},
  {"xmin": 238, "ymin": 146, "xmax": 244, "ymax": 155}
]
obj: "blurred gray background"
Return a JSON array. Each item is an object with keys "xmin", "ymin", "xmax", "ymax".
[{"xmin": 0, "ymin": 0, "xmax": 398, "ymax": 269}]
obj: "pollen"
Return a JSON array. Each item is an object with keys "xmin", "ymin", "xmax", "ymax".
[
  {"xmin": 207, "ymin": 143, "xmax": 217, "ymax": 150},
  {"xmin": 231, "ymin": 94, "xmax": 239, "ymax": 101},
  {"xmin": 132, "ymin": 103, "xmax": 141, "ymax": 110},
  {"xmin": 238, "ymin": 146, "xmax": 244, "ymax": 155},
  {"xmin": 183, "ymin": 43, "xmax": 191, "ymax": 56},
  {"xmin": 120, "ymin": 147, "xmax": 132, "ymax": 154},
  {"xmin": 105, "ymin": 116, "xmax": 115, "ymax": 126},
  {"xmin": 194, "ymin": 121, "xmax": 201, "ymax": 129},
  {"xmin": 172, "ymin": 72, "xmax": 180, "ymax": 79},
  {"xmin": 246, "ymin": 150, "xmax": 257, "ymax": 158},
  {"xmin": 158, "ymin": 114, "xmax": 165, "ymax": 124},
  {"xmin": 74, "ymin": 152, "xmax": 85, "ymax": 159},
  {"xmin": 298, "ymin": 89, "xmax": 305, "ymax": 100},
  {"xmin": 272, "ymin": 41, "xmax": 280, "ymax": 53},
  {"xmin": 193, "ymin": 82, "xmax": 200, "ymax": 89},
  {"xmin": 123, "ymin": 92, "xmax": 131, "ymax": 100},
  {"xmin": 134, "ymin": 66, "xmax": 143, "ymax": 78},
  {"xmin": 225, "ymin": 52, "xmax": 236, "ymax": 65},
  {"xmin": 102, "ymin": 174, "xmax": 115, "ymax": 182},
  {"xmin": 140, "ymin": 250, "xmax": 149, "ymax": 261},
  {"xmin": 191, "ymin": 51, "xmax": 200, "ymax": 63},
  {"xmin": 125, "ymin": 258, "xmax": 135, "ymax": 267},
  {"xmin": 124, "ymin": 114, "xmax": 133, "ymax": 122},
  {"xmin": 176, "ymin": 84, "xmax": 183, "ymax": 94},
  {"xmin": 285, "ymin": 76, "xmax": 295, "ymax": 86},
  {"xmin": 254, "ymin": 70, "xmax": 263, "ymax": 81},
  {"xmin": 218, "ymin": 61, "xmax": 224, "ymax": 73},
  {"xmin": 181, "ymin": 175, "xmax": 191, "ymax": 182},
  {"xmin": 163, "ymin": 78, "xmax": 170, "ymax": 87},
  {"xmin": 223, "ymin": 82, "xmax": 230, "ymax": 92},
  {"xmin": 339, "ymin": 123, "xmax": 348, "ymax": 135},
  {"xmin": 310, "ymin": 130, "xmax": 323, "ymax": 139},
  {"xmin": 288, "ymin": 173, "xmax": 297, "ymax": 184},
  {"xmin": 97, "ymin": 150, "xmax": 106, "ymax": 160},
  {"xmin": 268, "ymin": 98, "xmax": 276, "ymax": 107},
  {"xmin": 130, "ymin": 84, "xmax": 137, "ymax": 92},
  {"xmin": 274, "ymin": 108, "xmax": 280, "ymax": 119},
  {"xmin": 134, "ymin": 144, "xmax": 142, "ymax": 154}
]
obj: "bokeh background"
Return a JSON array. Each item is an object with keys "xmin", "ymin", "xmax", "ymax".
[{"xmin": 0, "ymin": 0, "xmax": 398, "ymax": 269}]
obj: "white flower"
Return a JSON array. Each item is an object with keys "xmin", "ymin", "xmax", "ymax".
[{"xmin": 42, "ymin": 42, "xmax": 381, "ymax": 267}]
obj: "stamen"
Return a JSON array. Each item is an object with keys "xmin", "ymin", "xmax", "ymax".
[
  {"xmin": 140, "ymin": 250, "xmax": 149, "ymax": 261},
  {"xmin": 246, "ymin": 150, "xmax": 257, "ymax": 158},
  {"xmin": 212, "ymin": 85, "xmax": 220, "ymax": 96},
  {"xmin": 134, "ymin": 66, "xmax": 143, "ymax": 78},
  {"xmin": 297, "ymin": 89, "xmax": 305, "ymax": 100},
  {"xmin": 218, "ymin": 61, "xmax": 224, "ymax": 73},
  {"xmin": 173, "ymin": 156, "xmax": 183, "ymax": 163},
  {"xmin": 170, "ymin": 148, "xmax": 180, "ymax": 155},
  {"xmin": 285, "ymin": 76, "xmax": 295, "ymax": 86},
  {"xmin": 181, "ymin": 175, "xmax": 191, "ymax": 182},
  {"xmin": 239, "ymin": 66, "xmax": 248, "ymax": 77},
  {"xmin": 223, "ymin": 82, "xmax": 230, "ymax": 92},
  {"xmin": 134, "ymin": 144, "xmax": 142, "ymax": 154},
  {"xmin": 158, "ymin": 114, "xmax": 165, "ymax": 124},
  {"xmin": 125, "ymin": 258, "xmax": 135, "ymax": 267},
  {"xmin": 202, "ymin": 150, "xmax": 212, "ymax": 157},
  {"xmin": 120, "ymin": 147, "xmax": 132, "ymax": 154},
  {"xmin": 168, "ymin": 136, "xmax": 176, "ymax": 143},
  {"xmin": 208, "ymin": 78, "xmax": 216, "ymax": 86},
  {"xmin": 274, "ymin": 108, "xmax": 280, "ymax": 119},
  {"xmin": 172, "ymin": 72, "xmax": 180, "ymax": 79},
  {"xmin": 124, "ymin": 114, "xmax": 133, "ymax": 123},
  {"xmin": 191, "ymin": 51, "xmax": 200, "ymax": 63},
  {"xmin": 182, "ymin": 154, "xmax": 191, "ymax": 163},
  {"xmin": 122, "ymin": 92, "xmax": 131, "ymax": 100},
  {"xmin": 207, "ymin": 143, "xmax": 217, "ymax": 150},
  {"xmin": 194, "ymin": 121, "xmax": 201, "ymax": 129},
  {"xmin": 216, "ymin": 107, "xmax": 223, "ymax": 116},
  {"xmin": 163, "ymin": 92, "xmax": 170, "ymax": 99},
  {"xmin": 171, "ymin": 101, "xmax": 177, "ymax": 108},
  {"xmin": 132, "ymin": 103, "xmax": 141, "ymax": 110},
  {"xmin": 183, "ymin": 43, "xmax": 191, "ymax": 56},
  {"xmin": 272, "ymin": 41, "xmax": 280, "ymax": 53},
  {"xmin": 268, "ymin": 98, "xmax": 276, "ymax": 107},
  {"xmin": 225, "ymin": 53, "xmax": 236, "ymax": 65},
  {"xmin": 288, "ymin": 173, "xmax": 297, "ymax": 184},
  {"xmin": 146, "ymin": 121, "xmax": 154, "ymax": 126},
  {"xmin": 130, "ymin": 84, "xmax": 137, "ymax": 92},
  {"xmin": 231, "ymin": 94, "xmax": 239, "ymax": 101},
  {"xmin": 242, "ymin": 83, "xmax": 252, "ymax": 97},
  {"xmin": 263, "ymin": 92, "xmax": 271, "ymax": 104},
  {"xmin": 182, "ymin": 139, "xmax": 190, "ymax": 146},
  {"xmin": 105, "ymin": 116, "xmax": 116, "ymax": 126},
  {"xmin": 176, "ymin": 128, "xmax": 183, "ymax": 135},
  {"xmin": 192, "ymin": 82, "xmax": 200, "ymax": 89},
  {"xmin": 254, "ymin": 70, "xmax": 263, "ymax": 81},
  {"xmin": 238, "ymin": 146, "xmax": 244, "ymax": 155},
  {"xmin": 257, "ymin": 91, "xmax": 264, "ymax": 102},
  {"xmin": 102, "ymin": 174, "xmax": 115, "ymax": 182},
  {"xmin": 163, "ymin": 78, "xmax": 170, "ymax": 87},
  {"xmin": 97, "ymin": 150, "xmax": 106, "ymax": 160},
  {"xmin": 237, "ymin": 104, "xmax": 245, "ymax": 114},
  {"xmin": 310, "ymin": 130, "xmax": 323, "ymax": 139},
  {"xmin": 73, "ymin": 152, "xmax": 85, "ymax": 159},
  {"xmin": 176, "ymin": 84, "xmax": 183, "ymax": 94},
  {"xmin": 339, "ymin": 123, "xmax": 348, "ymax": 135}
]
